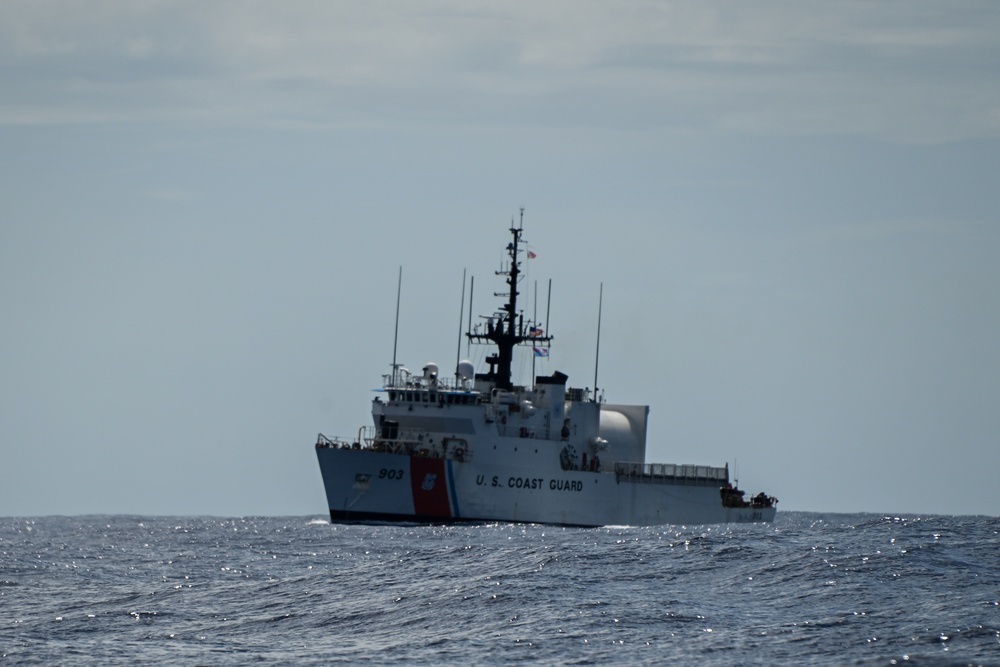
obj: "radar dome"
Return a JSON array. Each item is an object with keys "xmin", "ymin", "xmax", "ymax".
[
  {"xmin": 422, "ymin": 363, "xmax": 439, "ymax": 379},
  {"xmin": 457, "ymin": 360, "xmax": 475, "ymax": 379}
]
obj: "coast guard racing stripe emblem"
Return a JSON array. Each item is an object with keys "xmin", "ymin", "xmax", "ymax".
[{"xmin": 409, "ymin": 457, "xmax": 451, "ymax": 518}]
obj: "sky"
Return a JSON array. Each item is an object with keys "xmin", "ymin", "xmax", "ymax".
[{"xmin": 2, "ymin": 1, "xmax": 999, "ymax": 518}]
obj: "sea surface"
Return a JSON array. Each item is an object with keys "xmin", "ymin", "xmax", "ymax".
[{"xmin": 1, "ymin": 513, "xmax": 997, "ymax": 665}]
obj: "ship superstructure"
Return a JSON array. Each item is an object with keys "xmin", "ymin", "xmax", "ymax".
[{"xmin": 315, "ymin": 219, "xmax": 776, "ymax": 526}]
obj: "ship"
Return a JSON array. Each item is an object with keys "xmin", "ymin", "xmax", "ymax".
[{"xmin": 315, "ymin": 217, "xmax": 777, "ymax": 526}]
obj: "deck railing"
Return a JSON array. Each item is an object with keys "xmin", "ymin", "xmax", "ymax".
[
  {"xmin": 614, "ymin": 461, "xmax": 729, "ymax": 485},
  {"xmin": 315, "ymin": 428, "xmax": 471, "ymax": 462}
]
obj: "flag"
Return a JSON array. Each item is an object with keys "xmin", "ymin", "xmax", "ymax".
[
  {"xmin": 529, "ymin": 326, "xmax": 544, "ymax": 337},
  {"xmin": 527, "ymin": 250, "xmax": 537, "ymax": 259},
  {"xmin": 533, "ymin": 347, "xmax": 549, "ymax": 358}
]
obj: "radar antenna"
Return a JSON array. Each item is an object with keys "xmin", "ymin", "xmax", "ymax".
[{"xmin": 466, "ymin": 212, "xmax": 552, "ymax": 390}]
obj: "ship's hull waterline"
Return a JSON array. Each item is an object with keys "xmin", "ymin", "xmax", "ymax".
[{"xmin": 316, "ymin": 447, "xmax": 776, "ymax": 527}]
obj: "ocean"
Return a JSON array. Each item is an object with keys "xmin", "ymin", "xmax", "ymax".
[{"xmin": 1, "ymin": 513, "xmax": 997, "ymax": 665}]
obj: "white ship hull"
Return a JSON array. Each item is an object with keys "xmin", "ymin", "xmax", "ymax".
[{"xmin": 316, "ymin": 447, "xmax": 775, "ymax": 527}]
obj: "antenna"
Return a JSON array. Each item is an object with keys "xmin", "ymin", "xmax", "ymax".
[
  {"xmin": 545, "ymin": 278, "xmax": 552, "ymax": 348},
  {"xmin": 466, "ymin": 275, "xmax": 474, "ymax": 357},
  {"xmin": 391, "ymin": 266, "xmax": 402, "ymax": 386},
  {"xmin": 455, "ymin": 268, "xmax": 466, "ymax": 380},
  {"xmin": 466, "ymin": 218, "xmax": 553, "ymax": 391},
  {"xmin": 531, "ymin": 280, "xmax": 538, "ymax": 381},
  {"xmin": 593, "ymin": 282, "xmax": 603, "ymax": 398}
]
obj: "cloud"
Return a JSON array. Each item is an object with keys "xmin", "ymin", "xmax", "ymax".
[{"xmin": 1, "ymin": 1, "xmax": 999, "ymax": 141}]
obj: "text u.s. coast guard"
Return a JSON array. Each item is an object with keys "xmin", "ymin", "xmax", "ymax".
[{"xmin": 476, "ymin": 475, "xmax": 582, "ymax": 492}]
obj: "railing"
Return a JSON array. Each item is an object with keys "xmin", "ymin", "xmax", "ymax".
[
  {"xmin": 614, "ymin": 462, "xmax": 729, "ymax": 485},
  {"xmin": 315, "ymin": 429, "xmax": 471, "ymax": 462},
  {"xmin": 315, "ymin": 433, "xmax": 356, "ymax": 449},
  {"xmin": 382, "ymin": 372, "xmax": 474, "ymax": 393}
]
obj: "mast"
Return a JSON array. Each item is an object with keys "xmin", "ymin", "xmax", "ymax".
[
  {"xmin": 467, "ymin": 211, "xmax": 551, "ymax": 391},
  {"xmin": 466, "ymin": 276, "xmax": 474, "ymax": 358},
  {"xmin": 594, "ymin": 282, "xmax": 603, "ymax": 397},
  {"xmin": 531, "ymin": 280, "xmax": 538, "ymax": 380},
  {"xmin": 455, "ymin": 268, "xmax": 466, "ymax": 381},
  {"xmin": 391, "ymin": 266, "xmax": 402, "ymax": 386}
]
